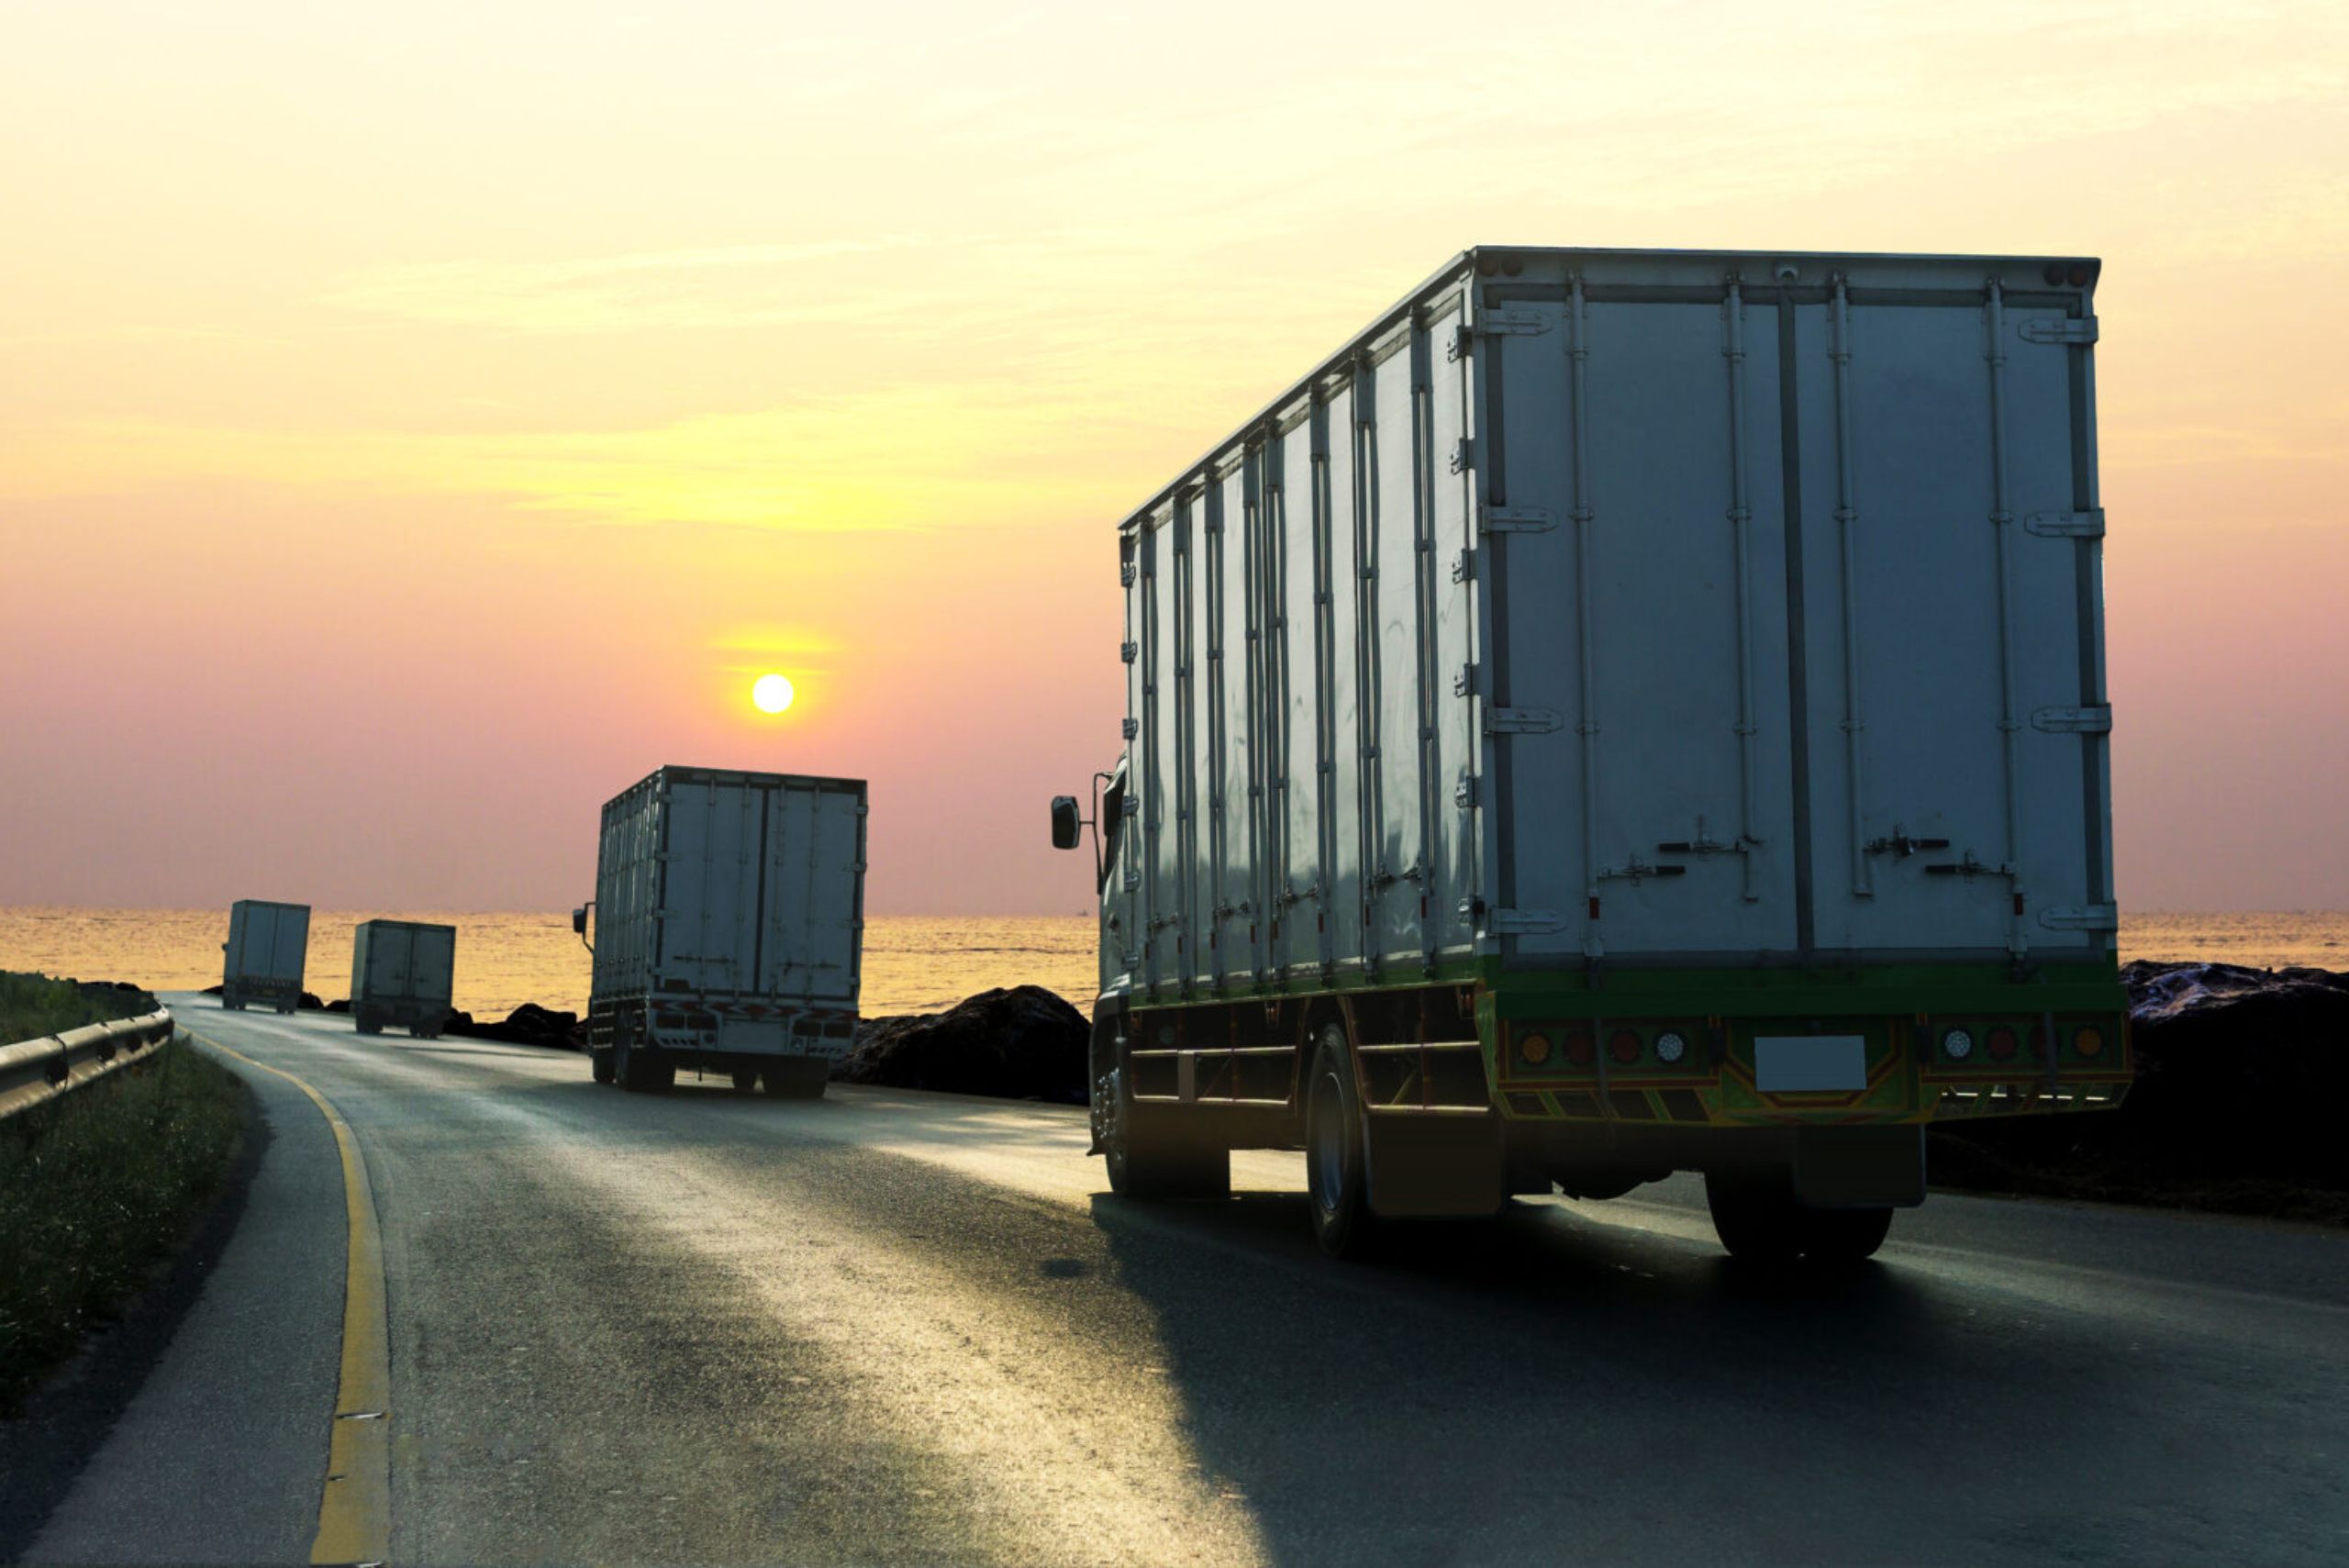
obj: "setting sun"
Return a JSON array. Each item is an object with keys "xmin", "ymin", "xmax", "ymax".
[{"xmin": 751, "ymin": 673, "xmax": 796, "ymax": 715}]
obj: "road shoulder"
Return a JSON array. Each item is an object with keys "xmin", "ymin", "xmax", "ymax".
[{"xmin": 15, "ymin": 1029, "xmax": 349, "ymax": 1565}]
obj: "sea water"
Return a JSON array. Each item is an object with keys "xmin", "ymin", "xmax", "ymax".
[{"xmin": 0, "ymin": 907, "xmax": 2341, "ymax": 1024}]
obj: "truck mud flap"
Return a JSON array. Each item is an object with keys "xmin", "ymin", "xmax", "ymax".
[
  {"xmin": 1364, "ymin": 1112, "xmax": 1508, "ymax": 1219},
  {"xmin": 1792, "ymin": 1126, "xmax": 1926, "ymax": 1209}
]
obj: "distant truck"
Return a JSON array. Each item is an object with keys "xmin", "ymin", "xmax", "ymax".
[
  {"xmin": 350, "ymin": 918, "xmax": 456, "ymax": 1039},
  {"xmin": 1052, "ymin": 246, "xmax": 2131, "ymax": 1262},
  {"xmin": 221, "ymin": 899, "xmax": 310, "ymax": 1014},
  {"xmin": 578, "ymin": 765, "xmax": 867, "ymax": 1096}
]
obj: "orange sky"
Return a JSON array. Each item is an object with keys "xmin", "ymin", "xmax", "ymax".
[{"xmin": 2, "ymin": 1, "xmax": 2343, "ymax": 913}]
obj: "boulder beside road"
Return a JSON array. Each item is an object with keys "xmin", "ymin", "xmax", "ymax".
[{"xmin": 833, "ymin": 985, "xmax": 1089, "ymax": 1104}]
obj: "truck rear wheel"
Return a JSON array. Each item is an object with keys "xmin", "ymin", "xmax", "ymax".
[
  {"xmin": 614, "ymin": 1033, "xmax": 671, "ymax": 1092},
  {"xmin": 1101, "ymin": 1049, "xmax": 1229, "ymax": 1201},
  {"xmin": 730, "ymin": 1069, "xmax": 759, "ymax": 1095},
  {"xmin": 1705, "ymin": 1172, "xmax": 1893, "ymax": 1264},
  {"xmin": 1305, "ymin": 1022, "xmax": 1381, "ymax": 1260},
  {"xmin": 591, "ymin": 1049, "xmax": 615, "ymax": 1084},
  {"xmin": 355, "ymin": 1009, "xmax": 382, "ymax": 1037}
]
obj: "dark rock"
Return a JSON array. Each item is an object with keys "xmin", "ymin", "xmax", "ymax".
[
  {"xmin": 832, "ymin": 985, "xmax": 1089, "ymax": 1104},
  {"xmin": 324, "ymin": 998, "xmax": 351, "ymax": 1014},
  {"xmin": 200, "ymin": 984, "xmax": 223, "ymax": 995},
  {"xmin": 1935, "ymin": 960, "xmax": 2349, "ymax": 1215},
  {"xmin": 449, "ymin": 1003, "xmax": 582, "ymax": 1051},
  {"xmin": 297, "ymin": 992, "xmax": 326, "ymax": 1011}
]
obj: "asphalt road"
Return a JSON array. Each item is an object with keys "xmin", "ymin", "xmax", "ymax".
[{"xmin": 23, "ymin": 994, "xmax": 2349, "ymax": 1565}]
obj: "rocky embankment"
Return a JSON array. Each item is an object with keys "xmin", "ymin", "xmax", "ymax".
[{"xmin": 1931, "ymin": 960, "xmax": 2349, "ymax": 1222}]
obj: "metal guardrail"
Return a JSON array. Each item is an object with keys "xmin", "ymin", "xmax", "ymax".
[{"xmin": 0, "ymin": 1006, "xmax": 176, "ymax": 1122}]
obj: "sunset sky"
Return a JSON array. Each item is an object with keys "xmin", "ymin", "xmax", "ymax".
[{"xmin": 2, "ymin": 0, "xmax": 2343, "ymax": 915}]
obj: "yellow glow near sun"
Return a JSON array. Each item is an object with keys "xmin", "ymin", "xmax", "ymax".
[{"xmin": 751, "ymin": 673, "xmax": 796, "ymax": 715}]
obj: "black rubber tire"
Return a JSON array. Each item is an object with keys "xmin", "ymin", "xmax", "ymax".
[
  {"xmin": 278, "ymin": 1003, "xmax": 295, "ymax": 1016},
  {"xmin": 224, "ymin": 997, "xmax": 243, "ymax": 1012},
  {"xmin": 730, "ymin": 1069, "xmax": 759, "ymax": 1095},
  {"xmin": 591, "ymin": 1050, "xmax": 616, "ymax": 1084},
  {"xmin": 1099, "ymin": 1040, "xmax": 1229, "ymax": 1201},
  {"xmin": 355, "ymin": 1011, "xmax": 382, "ymax": 1037},
  {"xmin": 1705, "ymin": 1172, "xmax": 1893, "ymax": 1263},
  {"xmin": 1305, "ymin": 1021, "xmax": 1382, "ymax": 1261}
]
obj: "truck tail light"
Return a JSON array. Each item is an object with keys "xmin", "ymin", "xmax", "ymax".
[
  {"xmin": 1987, "ymin": 1026, "xmax": 2018, "ymax": 1062},
  {"xmin": 1653, "ymin": 1030, "xmax": 1687, "ymax": 1065},
  {"xmin": 1519, "ymin": 1030, "xmax": 1553, "ymax": 1066},
  {"xmin": 1942, "ymin": 1027, "xmax": 1975, "ymax": 1062},
  {"xmin": 1562, "ymin": 1029, "xmax": 1595, "ymax": 1067},
  {"xmin": 2075, "ymin": 1025, "xmax": 2105, "ymax": 1059},
  {"xmin": 1609, "ymin": 1029, "xmax": 1642, "ymax": 1065}
]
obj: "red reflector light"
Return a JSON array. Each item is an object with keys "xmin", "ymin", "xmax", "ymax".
[
  {"xmin": 2067, "ymin": 262, "xmax": 2091, "ymax": 287},
  {"xmin": 1609, "ymin": 1029, "xmax": 1642, "ymax": 1065},
  {"xmin": 1987, "ymin": 1026, "xmax": 2018, "ymax": 1062},
  {"xmin": 1563, "ymin": 1030, "xmax": 1595, "ymax": 1067},
  {"xmin": 2076, "ymin": 1026, "xmax": 2105, "ymax": 1059}
]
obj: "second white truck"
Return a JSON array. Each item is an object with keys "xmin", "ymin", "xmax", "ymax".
[
  {"xmin": 578, "ymin": 765, "xmax": 867, "ymax": 1096},
  {"xmin": 350, "ymin": 918, "xmax": 456, "ymax": 1039}
]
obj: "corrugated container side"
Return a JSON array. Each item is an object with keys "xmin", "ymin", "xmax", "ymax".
[{"xmin": 1117, "ymin": 276, "xmax": 1482, "ymax": 1001}]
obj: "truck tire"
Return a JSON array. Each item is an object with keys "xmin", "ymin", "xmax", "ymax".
[
  {"xmin": 1100, "ymin": 1044, "xmax": 1229, "ymax": 1201},
  {"xmin": 1705, "ymin": 1172, "xmax": 1892, "ymax": 1264},
  {"xmin": 591, "ymin": 1049, "xmax": 615, "ymax": 1084},
  {"xmin": 1305, "ymin": 1021, "xmax": 1382, "ymax": 1260},
  {"xmin": 615, "ymin": 1034, "xmax": 669, "ymax": 1092},
  {"xmin": 279, "ymin": 1002, "xmax": 295, "ymax": 1016},
  {"xmin": 355, "ymin": 1009, "xmax": 382, "ymax": 1037},
  {"xmin": 730, "ymin": 1069, "xmax": 759, "ymax": 1095},
  {"xmin": 224, "ymin": 996, "xmax": 243, "ymax": 1012}
]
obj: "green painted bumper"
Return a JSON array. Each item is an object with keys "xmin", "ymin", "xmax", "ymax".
[{"xmin": 1476, "ymin": 962, "xmax": 2132, "ymax": 1128}]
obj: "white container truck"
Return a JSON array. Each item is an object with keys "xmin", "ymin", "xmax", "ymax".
[
  {"xmin": 579, "ymin": 765, "xmax": 867, "ymax": 1096},
  {"xmin": 350, "ymin": 918, "xmax": 456, "ymax": 1039},
  {"xmin": 1052, "ymin": 246, "xmax": 2130, "ymax": 1261},
  {"xmin": 221, "ymin": 899, "xmax": 310, "ymax": 1014}
]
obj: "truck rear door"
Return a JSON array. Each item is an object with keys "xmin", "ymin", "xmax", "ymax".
[{"xmin": 1486, "ymin": 260, "xmax": 2110, "ymax": 964}]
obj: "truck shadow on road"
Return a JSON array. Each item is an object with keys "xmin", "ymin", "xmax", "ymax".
[{"xmin": 1083, "ymin": 1189, "xmax": 2130, "ymax": 1564}]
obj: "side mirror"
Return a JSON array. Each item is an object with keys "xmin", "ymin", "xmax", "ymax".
[
  {"xmin": 1050, "ymin": 796, "xmax": 1083, "ymax": 851},
  {"xmin": 572, "ymin": 905, "xmax": 589, "ymax": 936}
]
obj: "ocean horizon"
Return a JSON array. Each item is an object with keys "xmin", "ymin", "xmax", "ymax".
[{"xmin": 2, "ymin": 906, "xmax": 2343, "ymax": 1024}]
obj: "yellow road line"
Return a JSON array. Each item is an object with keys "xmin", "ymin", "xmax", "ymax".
[{"xmin": 189, "ymin": 1028, "xmax": 392, "ymax": 1567}]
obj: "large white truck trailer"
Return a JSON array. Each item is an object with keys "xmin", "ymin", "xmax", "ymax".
[
  {"xmin": 221, "ymin": 899, "xmax": 310, "ymax": 1014},
  {"xmin": 580, "ymin": 765, "xmax": 867, "ymax": 1096},
  {"xmin": 1052, "ymin": 246, "xmax": 2129, "ymax": 1261},
  {"xmin": 350, "ymin": 918, "xmax": 456, "ymax": 1039}
]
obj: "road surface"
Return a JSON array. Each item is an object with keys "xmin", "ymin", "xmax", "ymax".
[{"xmin": 21, "ymin": 995, "xmax": 2349, "ymax": 1565}]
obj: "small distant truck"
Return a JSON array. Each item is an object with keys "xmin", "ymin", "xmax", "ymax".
[
  {"xmin": 221, "ymin": 899, "xmax": 310, "ymax": 1014},
  {"xmin": 350, "ymin": 918, "xmax": 456, "ymax": 1039},
  {"xmin": 1052, "ymin": 246, "xmax": 2131, "ymax": 1262},
  {"xmin": 578, "ymin": 765, "xmax": 867, "ymax": 1096}
]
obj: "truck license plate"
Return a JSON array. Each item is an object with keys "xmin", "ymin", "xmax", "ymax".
[{"xmin": 1753, "ymin": 1035, "xmax": 1867, "ymax": 1093}]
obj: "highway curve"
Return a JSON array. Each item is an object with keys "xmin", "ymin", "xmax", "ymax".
[{"xmin": 22, "ymin": 995, "xmax": 2349, "ymax": 1565}]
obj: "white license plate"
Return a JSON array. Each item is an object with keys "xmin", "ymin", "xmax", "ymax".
[{"xmin": 1754, "ymin": 1035, "xmax": 1868, "ymax": 1093}]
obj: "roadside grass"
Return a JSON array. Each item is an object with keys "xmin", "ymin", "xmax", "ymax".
[
  {"xmin": 0, "ymin": 972, "xmax": 155, "ymax": 1045},
  {"xmin": 0, "ymin": 1036, "xmax": 248, "ymax": 1415}
]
